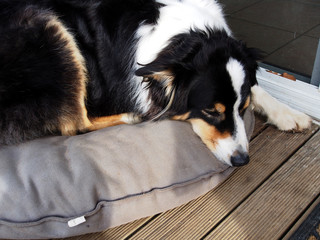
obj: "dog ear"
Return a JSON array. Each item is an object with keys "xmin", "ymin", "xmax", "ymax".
[
  {"xmin": 135, "ymin": 60, "xmax": 175, "ymax": 96},
  {"xmin": 135, "ymin": 35, "xmax": 202, "ymax": 88},
  {"xmin": 246, "ymin": 47, "xmax": 263, "ymax": 87},
  {"xmin": 137, "ymin": 68, "xmax": 175, "ymax": 96},
  {"xmin": 135, "ymin": 67, "xmax": 175, "ymax": 83},
  {"xmin": 241, "ymin": 44, "xmax": 263, "ymax": 87}
]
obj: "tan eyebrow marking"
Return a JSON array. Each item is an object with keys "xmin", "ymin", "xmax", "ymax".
[{"xmin": 214, "ymin": 103, "xmax": 226, "ymax": 113}]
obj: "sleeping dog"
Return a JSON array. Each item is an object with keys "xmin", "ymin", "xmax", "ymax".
[{"xmin": 0, "ymin": 0, "xmax": 311, "ymax": 166}]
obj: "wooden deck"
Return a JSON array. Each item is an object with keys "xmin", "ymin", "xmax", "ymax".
[{"xmin": 60, "ymin": 115, "xmax": 320, "ymax": 240}]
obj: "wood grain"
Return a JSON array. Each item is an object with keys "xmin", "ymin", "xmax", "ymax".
[{"xmin": 205, "ymin": 130, "xmax": 320, "ymax": 240}]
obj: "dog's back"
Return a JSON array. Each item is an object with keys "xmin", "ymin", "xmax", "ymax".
[
  {"xmin": 0, "ymin": 0, "xmax": 163, "ymax": 144},
  {"xmin": 0, "ymin": 2, "xmax": 90, "ymax": 144}
]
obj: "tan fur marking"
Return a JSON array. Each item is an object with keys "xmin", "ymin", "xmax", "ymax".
[
  {"xmin": 243, "ymin": 96, "xmax": 251, "ymax": 110},
  {"xmin": 46, "ymin": 17, "xmax": 92, "ymax": 135},
  {"xmin": 87, "ymin": 113, "xmax": 137, "ymax": 132},
  {"xmin": 58, "ymin": 103, "xmax": 92, "ymax": 136},
  {"xmin": 171, "ymin": 112, "xmax": 191, "ymax": 121},
  {"xmin": 147, "ymin": 70, "xmax": 174, "ymax": 96},
  {"xmin": 59, "ymin": 104, "xmax": 92, "ymax": 136},
  {"xmin": 214, "ymin": 103, "xmax": 226, "ymax": 113},
  {"xmin": 46, "ymin": 17, "xmax": 88, "ymax": 86},
  {"xmin": 149, "ymin": 70, "xmax": 174, "ymax": 82},
  {"xmin": 59, "ymin": 119, "xmax": 78, "ymax": 136},
  {"xmin": 189, "ymin": 118, "xmax": 231, "ymax": 151}
]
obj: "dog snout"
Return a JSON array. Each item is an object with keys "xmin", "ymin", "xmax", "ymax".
[{"xmin": 231, "ymin": 150, "xmax": 249, "ymax": 167}]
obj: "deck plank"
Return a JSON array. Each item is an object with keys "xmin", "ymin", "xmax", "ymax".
[
  {"xmin": 251, "ymin": 114, "xmax": 268, "ymax": 139},
  {"xmin": 129, "ymin": 125, "xmax": 318, "ymax": 239},
  {"xmin": 90, "ymin": 217, "xmax": 152, "ymax": 240},
  {"xmin": 283, "ymin": 195, "xmax": 320, "ymax": 240},
  {"xmin": 205, "ymin": 130, "xmax": 320, "ymax": 240}
]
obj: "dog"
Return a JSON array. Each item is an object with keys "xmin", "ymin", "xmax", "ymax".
[{"xmin": 0, "ymin": 0, "xmax": 311, "ymax": 166}]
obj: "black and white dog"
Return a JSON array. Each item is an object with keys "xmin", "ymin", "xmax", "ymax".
[{"xmin": 0, "ymin": 0, "xmax": 311, "ymax": 166}]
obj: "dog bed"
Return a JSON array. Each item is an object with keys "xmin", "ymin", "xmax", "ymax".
[{"xmin": 0, "ymin": 109, "xmax": 254, "ymax": 239}]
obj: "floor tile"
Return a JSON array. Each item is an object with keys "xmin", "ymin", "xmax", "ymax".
[
  {"xmin": 227, "ymin": 17, "xmax": 295, "ymax": 54},
  {"xmin": 306, "ymin": 25, "xmax": 320, "ymax": 39},
  {"xmin": 217, "ymin": 0, "xmax": 262, "ymax": 14},
  {"xmin": 232, "ymin": 0, "xmax": 320, "ymax": 34},
  {"xmin": 293, "ymin": 0, "xmax": 320, "ymax": 6},
  {"xmin": 264, "ymin": 36, "xmax": 318, "ymax": 76}
]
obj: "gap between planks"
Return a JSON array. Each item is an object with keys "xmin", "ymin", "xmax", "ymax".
[
  {"xmin": 204, "ymin": 129, "xmax": 320, "ymax": 239},
  {"xmin": 282, "ymin": 194, "xmax": 320, "ymax": 240}
]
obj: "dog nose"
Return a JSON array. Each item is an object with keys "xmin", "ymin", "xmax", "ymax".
[{"xmin": 231, "ymin": 151, "xmax": 249, "ymax": 167}]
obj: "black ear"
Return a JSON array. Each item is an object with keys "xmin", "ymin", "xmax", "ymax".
[
  {"xmin": 234, "ymin": 40, "xmax": 264, "ymax": 87},
  {"xmin": 246, "ymin": 47, "xmax": 263, "ymax": 87},
  {"xmin": 137, "ymin": 68, "xmax": 176, "ymax": 97},
  {"xmin": 247, "ymin": 47, "xmax": 263, "ymax": 63},
  {"xmin": 135, "ymin": 34, "xmax": 202, "ymax": 78}
]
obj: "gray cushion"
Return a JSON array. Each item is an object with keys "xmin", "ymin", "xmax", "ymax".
[{"xmin": 0, "ymin": 109, "xmax": 254, "ymax": 239}]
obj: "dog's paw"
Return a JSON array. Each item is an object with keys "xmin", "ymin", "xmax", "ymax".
[{"xmin": 268, "ymin": 107, "xmax": 312, "ymax": 132}]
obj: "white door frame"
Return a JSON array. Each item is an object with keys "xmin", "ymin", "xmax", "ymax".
[{"xmin": 256, "ymin": 67, "xmax": 320, "ymax": 120}]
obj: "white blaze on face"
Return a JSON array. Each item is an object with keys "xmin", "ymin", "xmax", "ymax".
[{"xmin": 213, "ymin": 58, "xmax": 248, "ymax": 166}]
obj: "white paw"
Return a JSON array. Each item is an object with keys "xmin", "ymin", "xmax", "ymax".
[
  {"xmin": 251, "ymin": 85, "xmax": 312, "ymax": 132},
  {"xmin": 268, "ymin": 107, "xmax": 312, "ymax": 132}
]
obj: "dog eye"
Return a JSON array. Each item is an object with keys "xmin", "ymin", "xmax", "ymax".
[
  {"xmin": 201, "ymin": 109, "xmax": 225, "ymax": 121},
  {"xmin": 200, "ymin": 103, "xmax": 226, "ymax": 121},
  {"xmin": 203, "ymin": 108, "xmax": 216, "ymax": 114},
  {"xmin": 201, "ymin": 109, "xmax": 216, "ymax": 118}
]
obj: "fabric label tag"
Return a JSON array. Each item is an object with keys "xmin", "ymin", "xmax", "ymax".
[{"xmin": 68, "ymin": 216, "xmax": 86, "ymax": 228}]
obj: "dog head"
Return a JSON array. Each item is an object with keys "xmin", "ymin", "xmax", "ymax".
[{"xmin": 136, "ymin": 31, "xmax": 260, "ymax": 166}]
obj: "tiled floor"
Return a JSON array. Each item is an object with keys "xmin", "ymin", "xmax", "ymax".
[{"xmin": 219, "ymin": 0, "xmax": 320, "ymax": 80}]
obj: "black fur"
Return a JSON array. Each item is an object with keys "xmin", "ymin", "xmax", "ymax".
[
  {"xmin": 0, "ymin": 0, "xmax": 260, "ymax": 145},
  {"xmin": 137, "ymin": 30, "xmax": 259, "ymax": 133},
  {"xmin": 0, "ymin": 4, "xmax": 86, "ymax": 143}
]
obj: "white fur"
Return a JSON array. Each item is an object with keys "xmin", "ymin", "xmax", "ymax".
[
  {"xmin": 132, "ymin": 0, "xmax": 231, "ymax": 113},
  {"xmin": 213, "ymin": 137, "xmax": 241, "ymax": 166},
  {"xmin": 214, "ymin": 58, "xmax": 248, "ymax": 165},
  {"xmin": 120, "ymin": 113, "xmax": 141, "ymax": 124},
  {"xmin": 251, "ymin": 85, "xmax": 312, "ymax": 131},
  {"xmin": 136, "ymin": 0, "xmax": 230, "ymax": 65}
]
